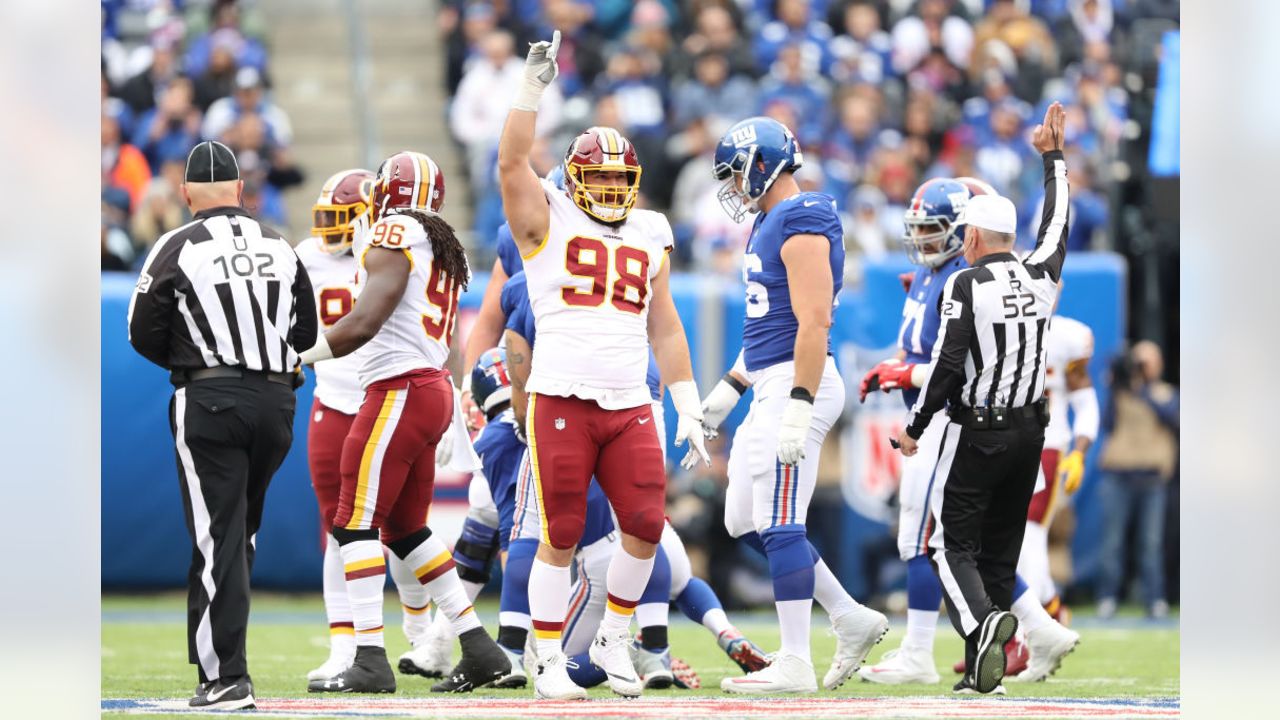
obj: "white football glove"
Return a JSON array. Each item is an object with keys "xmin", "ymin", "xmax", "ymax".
[
  {"xmin": 435, "ymin": 426, "xmax": 455, "ymax": 467},
  {"xmin": 700, "ymin": 376, "xmax": 746, "ymax": 440},
  {"xmin": 512, "ymin": 30, "xmax": 561, "ymax": 111},
  {"xmin": 776, "ymin": 397, "xmax": 813, "ymax": 466},
  {"xmin": 670, "ymin": 380, "xmax": 711, "ymax": 470}
]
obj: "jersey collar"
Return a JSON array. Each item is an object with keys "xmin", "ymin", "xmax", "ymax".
[
  {"xmin": 975, "ymin": 251, "xmax": 1017, "ymax": 267},
  {"xmin": 194, "ymin": 205, "xmax": 252, "ymax": 220}
]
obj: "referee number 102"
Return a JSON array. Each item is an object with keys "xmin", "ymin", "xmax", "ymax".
[{"xmin": 213, "ymin": 252, "xmax": 276, "ymax": 280}]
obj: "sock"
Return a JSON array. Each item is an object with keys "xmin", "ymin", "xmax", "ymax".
[
  {"xmin": 529, "ymin": 558, "xmax": 571, "ymax": 656},
  {"xmin": 497, "ymin": 625, "xmax": 528, "ymax": 655},
  {"xmin": 499, "ymin": 538, "xmax": 537, "ymax": 645},
  {"xmin": 454, "ymin": 517, "xmax": 500, "ymax": 601},
  {"xmin": 387, "ymin": 528, "xmax": 481, "ymax": 637},
  {"xmin": 567, "ymin": 652, "xmax": 607, "ymax": 687},
  {"xmin": 600, "ymin": 547, "xmax": 655, "ymax": 635},
  {"xmin": 388, "ymin": 552, "xmax": 432, "ymax": 644},
  {"xmin": 1012, "ymin": 574, "xmax": 1052, "ymax": 633},
  {"xmin": 1020, "ymin": 521, "xmax": 1057, "ymax": 604},
  {"xmin": 332, "ymin": 528, "xmax": 386, "ymax": 647},
  {"xmin": 762, "ymin": 525, "xmax": 816, "ymax": 659},
  {"xmin": 902, "ymin": 555, "xmax": 942, "ymax": 651},
  {"xmin": 321, "ymin": 535, "xmax": 356, "ymax": 660},
  {"xmin": 811, "ymin": 541, "xmax": 859, "ymax": 620},
  {"xmin": 639, "ymin": 625, "xmax": 668, "ymax": 651},
  {"xmin": 633, "ymin": 546, "xmax": 670, "ymax": 639}
]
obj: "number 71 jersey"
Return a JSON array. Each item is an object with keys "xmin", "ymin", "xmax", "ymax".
[
  {"xmin": 353, "ymin": 213, "xmax": 464, "ymax": 388},
  {"xmin": 522, "ymin": 179, "xmax": 673, "ymax": 410}
]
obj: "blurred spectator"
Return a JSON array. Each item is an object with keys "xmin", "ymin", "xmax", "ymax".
[
  {"xmin": 973, "ymin": 96, "xmax": 1033, "ymax": 199},
  {"xmin": 829, "ymin": 1, "xmax": 893, "ymax": 85},
  {"xmin": 678, "ymin": 3, "xmax": 757, "ymax": 79},
  {"xmin": 193, "ymin": 31, "xmax": 241, "ymax": 112},
  {"xmin": 845, "ymin": 184, "xmax": 891, "ymax": 260},
  {"xmin": 758, "ymin": 43, "xmax": 831, "ymax": 147},
  {"xmin": 132, "ymin": 76, "xmax": 202, "ymax": 171},
  {"xmin": 103, "ymin": 70, "xmax": 137, "ymax": 143},
  {"xmin": 1024, "ymin": 150, "xmax": 1109, "ymax": 251},
  {"xmin": 869, "ymin": 148, "xmax": 918, "ymax": 240},
  {"xmin": 103, "ymin": 109, "xmax": 152, "ymax": 213},
  {"xmin": 203, "ymin": 67, "xmax": 293, "ymax": 146},
  {"xmin": 442, "ymin": 0, "xmax": 499, "ymax": 96},
  {"xmin": 1096, "ymin": 341, "xmax": 1178, "ymax": 620},
  {"xmin": 891, "ymin": 0, "xmax": 974, "ymax": 76},
  {"xmin": 117, "ymin": 40, "xmax": 181, "ymax": 115},
  {"xmin": 972, "ymin": 0, "xmax": 1060, "ymax": 100},
  {"xmin": 539, "ymin": 0, "xmax": 605, "ymax": 96},
  {"xmin": 755, "ymin": 0, "xmax": 835, "ymax": 75},
  {"xmin": 627, "ymin": 1, "xmax": 677, "ymax": 76},
  {"xmin": 1054, "ymin": 0, "xmax": 1116, "ymax": 68},
  {"xmin": 821, "ymin": 90, "xmax": 897, "ymax": 205},
  {"xmin": 450, "ymin": 29, "xmax": 563, "ymax": 191},
  {"xmin": 671, "ymin": 51, "xmax": 758, "ymax": 131},
  {"xmin": 183, "ymin": 1, "xmax": 268, "ymax": 78},
  {"xmin": 131, "ymin": 177, "xmax": 188, "ymax": 255}
]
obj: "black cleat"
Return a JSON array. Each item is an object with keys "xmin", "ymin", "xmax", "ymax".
[
  {"xmin": 189, "ymin": 675, "xmax": 255, "ymax": 710},
  {"xmin": 973, "ymin": 611, "xmax": 1019, "ymax": 695},
  {"xmin": 952, "ymin": 674, "xmax": 1007, "ymax": 695},
  {"xmin": 430, "ymin": 627, "xmax": 512, "ymax": 693},
  {"xmin": 309, "ymin": 646, "xmax": 396, "ymax": 693}
]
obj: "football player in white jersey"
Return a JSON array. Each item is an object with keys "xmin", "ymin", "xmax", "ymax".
[
  {"xmin": 496, "ymin": 31, "xmax": 710, "ymax": 700},
  {"xmin": 299, "ymin": 151, "xmax": 509, "ymax": 694}
]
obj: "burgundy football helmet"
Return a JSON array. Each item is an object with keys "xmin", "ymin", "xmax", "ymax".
[
  {"xmin": 563, "ymin": 126, "xmax": 642, "ymax": 223},
  {"xmin": 370, "ymin": 150, "xmax": 445, "ymax": 223},
  {"xmin": 311, "ymin": 168, "xmax": 374, "ymax": 254}
]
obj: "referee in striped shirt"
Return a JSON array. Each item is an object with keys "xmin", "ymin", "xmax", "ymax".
[
  {"xmin": 127, "ymin": 141, "xmax": 317, "ymax": 710},
  {"xmin": 894, "ymin": 103, "xmax": 1069, "ymax": 695}
]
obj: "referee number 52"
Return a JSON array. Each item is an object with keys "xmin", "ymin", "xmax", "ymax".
[{"xmin": 1001, "ymin": 292, "xmax": 1035, "ymax": 318}]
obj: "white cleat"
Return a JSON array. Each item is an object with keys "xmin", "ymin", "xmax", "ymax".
[
  {"xmin": 306, "ymin": 653, "xmax": 354, "ymax": 682},
  {"xmin": 533, "ymin": 651, "xmax": 588, "ymax": 700},
  {"xmin": 492, "ymin": 644, "xmax": 528, "ymax": 689},
  {"xmin": 823, "ymin": 605, "xmax": 890, "ymax": 690},
  {"xmin": 721, "ymin": 651, "xmax": 818, "ymax": 694},
  {"xmin": 1013, "ymin": 622, "xmax": 1080, "ymax": 682},
  {"xmin": 630, "ymin": 645, "xmax": 675, "ymax": 689},
  {"xmin": 856, "ymin": 646, "xmax": 941, "ymax": 685},
  {"xmin": 589, "ymin": 629, "xmax": 644, "ymax": 697},
  {"xmin": 398, "ymin": 621, "xmax": 453, "ymax": 678}
]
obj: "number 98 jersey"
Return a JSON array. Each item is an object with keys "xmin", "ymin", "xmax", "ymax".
[
  {"xmin": 353, "ymin": 213, "xmax": 465, "ymax": 388},
  {"xmin": 295, "ymin": 236, "xmax": 365, "ymax": 414},
  {"xmin": 522, "ymin": 179, "xmax": 673, "ymax": 410},
  {"xmin": 741, "ymin": 192, "xmax": 844, "ymax": 372}
]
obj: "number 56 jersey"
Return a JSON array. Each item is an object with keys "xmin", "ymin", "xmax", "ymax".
[
  {"xmin": 353, "ymin": 213, "xmax": 465, "ymax": 388},
  {"xmin": 522, "ymin": 179, "xmax": 673, "ymax": 410}
]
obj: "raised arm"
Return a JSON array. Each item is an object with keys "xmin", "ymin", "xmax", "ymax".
[
  {"xmin": 299, "ymin": 246, "xmax": 409, "ymax": 362},
  {"xmin": 1026, "ymin": 102, "xmax": 1069, "ymax": 283},
  {"xmin": 497, "ymin": 31, "xmax": 560, "ymax": 254}
]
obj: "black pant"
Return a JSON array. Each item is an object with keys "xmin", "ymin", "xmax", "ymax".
[
  {"xmin": 168, "ymin": 375, "xmax": 295, "ymax": 683},
  {"xmin": 929, "ymin": 416, "xmax": 1044, "ymax": 663}
]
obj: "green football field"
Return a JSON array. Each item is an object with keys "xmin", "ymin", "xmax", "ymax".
[{"xmin": 102, "ymin": 593, "xmax": 1179, "ymax": 719}]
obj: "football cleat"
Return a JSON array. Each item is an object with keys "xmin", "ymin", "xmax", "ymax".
[
  {"xmin": 973, "ymin": 611, "xmax": 1019, "ymax": 694},
  {"xmin": 189, "ymin": 675, "xmax": 255, "ymax": 710},
  {"xmin": 308, "ymin": 646, "xmax": 396, "ymax": 693},
  {"xmin": 1012, "ymin": 622, "xmax": 1079, "ymax": 682},
  {"xmin": 857, "ymin": 646, "xmax": 941, "ymax": 685},
  {"xmin": 492, "ymin": 644, "xmax": 528, "ymax": 689},
  {"xmin": 671, "ymin": 656, "xmax": 701, "ymax": 689},
  {"xmin": 823, "ymin": 605, "xmax": 890, "ymax": 690},
  {"xmin": 533, "ymin": 651, "xmax": 588, "ymax": 700},
  {"xmin": 630, "ymin": 644, "xmax": 675, "ymax": 689},
  {"xmin": 398, "ymin": 621, "xmax": 452, "ymax": 678},
  {"xmin": 589, "ymin": 629, "xmax": 644, "ymax": 697},
  {"xmin": 430, "ymin": 628, "xmax": 511, "ymax": 693},
  {"xmin": 717, "ymin": 628, "xmax": 771, "ymax": 673},
  {"xmin": 953, "ymin": 634, "xmax": 1028, "ymax": 677},
  {"xmin": 953, "ymin": 675, "xmax": 1007, "ymax": 695},
  {"xmin": 721, "ymin": 651, "xmax": 817, "ymax": 694},
  {"xmin": 306, "ymin": 653, "xmax": 355, "ymax": 682}
]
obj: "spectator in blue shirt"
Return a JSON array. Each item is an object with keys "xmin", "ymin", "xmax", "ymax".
[
  {"xmin": 821, "ymin": 90, "xmax": 897, "ymax": 205},
  {"xmin": 757, "ymin": 42, "xmax": 830, "ymax": 146},
  {"xmin": 678, "ymin": 4, "xmax": 757, "ymax": 79},
  {"xmin": 183, "ymin": 3, "xmax": 268, "ymax": 78},
  {"xmin": 973, "ymin": 95, "xmax": 1034, "ymax": 199},
  {"xmin": 671, "ymin": 51, "xmax": 758, "ymax": 131},
  {"xmin": 829, "ymin": 1, "xmax": 894, "ymax": 85},
  {"xmin": 132, "ymin": 77, "xmax": 202, "ymax": 172},
  {"xmin": 754, "ymin": 0, "xmax": 835, "ymax": 75}
]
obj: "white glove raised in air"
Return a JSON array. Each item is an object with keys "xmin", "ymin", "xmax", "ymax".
[
  {"xmin": 699, "ymin": 376, "xmax": 745, "ymax": 440},
  {"xmin": 776, "ymin": 396, "xmax": 814, "ymax": 466},
  {"xmin": 670, "ymin": 380, "xmax": 711, "ymax": 470},
  {"xmin": 512, "ymin": 30, "xmax": 561, "ymax": 111}
]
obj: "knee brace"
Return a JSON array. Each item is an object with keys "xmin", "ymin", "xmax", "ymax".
[
  {"xmin": 454, "ymin": 517, "xmax": 500, "ymax": 584},
  {"xmin": 331, "ymin": 526, "xmax": 380, "ymax": 546},
  {"xmin": 761, "ymin": 525, "xmax": 816, "ymax": 602}
]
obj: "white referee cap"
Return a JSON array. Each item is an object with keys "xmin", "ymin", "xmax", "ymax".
[{"xmin": 959, "ymin": 194, "xmax": 1018, "ymax": 234}]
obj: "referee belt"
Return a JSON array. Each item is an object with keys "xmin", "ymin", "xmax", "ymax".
[
  {"xmin": 171, "ymin": 366, "xmax": 299, "ymax": 388},
  {"xmin": 947, "ymin": 399, "xmax": 1048, "ymax": 430}
]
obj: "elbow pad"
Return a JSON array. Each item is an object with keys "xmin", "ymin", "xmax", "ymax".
[{"xmin": 1067, "ymin": 387, "xmax": 1099, "ymax": 443}]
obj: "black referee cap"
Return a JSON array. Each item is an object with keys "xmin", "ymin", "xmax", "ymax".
[{"xmin": 184, "ymin": 141, "xmax": 240, "ymax": 183}]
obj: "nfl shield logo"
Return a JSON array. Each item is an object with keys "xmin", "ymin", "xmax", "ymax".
[{"xmin": 555, "ymin": 418, "xmax": 566, "ymax": 431}]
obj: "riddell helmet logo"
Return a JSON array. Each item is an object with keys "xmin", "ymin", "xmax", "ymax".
[{"xmin": 555, "ymin": 418, "xmax": 566, "ymax": 430}]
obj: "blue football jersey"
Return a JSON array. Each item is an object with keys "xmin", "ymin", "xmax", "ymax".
[
  {"xmin": 495, "ymin": 223, "xmax": 524, "ymax": 278},
  {"xmin": 742, "ymin": 192, "xmax": 845, "ymax": 371},
  {"xmin": 472, "ymin": 410, "xmax": 526, "ymax": 549},
  {"xmin": 897, "ymin": 254, "xmax": 967, "ymax": 408}
]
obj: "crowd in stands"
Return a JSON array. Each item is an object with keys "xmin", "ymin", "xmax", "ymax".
[
  {"xmin": 101, "ymin": 0, "xmax": 301, "ymax": 271},
  {"xmin": 441, "ymin": 0, "xmax": 1178, "ymax": 278}
]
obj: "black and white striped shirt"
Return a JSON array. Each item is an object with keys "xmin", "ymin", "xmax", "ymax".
[
  {"xmin": 128, "ymin": 206, "xmax": 318, "ymax": 373},
  {"xmin": 906, "ymin": 150, "xmax": 1069, "ymax": 437}
]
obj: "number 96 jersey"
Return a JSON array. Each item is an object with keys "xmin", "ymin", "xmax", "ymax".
[
  {"xmin": 522, "ymin": 179, "xmax": 673, "ymax": 410},
  {"xmin": 353, "ymin": 213, "xmax": 465, "ymax": 388}
]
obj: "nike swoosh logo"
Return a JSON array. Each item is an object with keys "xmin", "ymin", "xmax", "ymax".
[
  {"xmin": 804, "ymin": 200, "xmax": 820, "ymax": 207},
  {"xmin": 206, "ymin": 685, "xmax": 237, "ymax": 702},
  {"xmin": 638, "ymin": 417, "xmax": 650, "ymax": 424}
]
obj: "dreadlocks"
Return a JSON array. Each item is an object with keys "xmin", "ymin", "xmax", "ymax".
[{"xmin": 397, "ymin": 210, "xmax": 470, "ymax": 291}]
